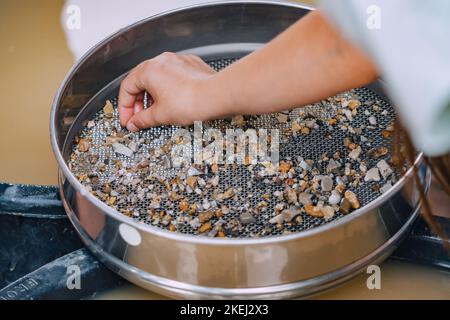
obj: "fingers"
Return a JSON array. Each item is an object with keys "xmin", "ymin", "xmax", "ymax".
[
  {"xmin": 126, "ymin": 104, "xmax": 161, "ymax": 132},
  {"xmin": 118, "ymin": 52, "xmax": 210, "ymax": 131},
  {"xmin": 118, "ymin": 62, "xmax": 147, "ymax": 127},
  {"xmin": 134, "ymin": 92, "xmax": 145, "ymax": 114}
]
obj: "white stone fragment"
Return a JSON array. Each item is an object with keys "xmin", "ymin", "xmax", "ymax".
[
  {"xmin": 269, "ymin": 213, "xmax": 285, "ymax": 224},
  {"xmin": 365, "ymin": 167, "xmax": 381, "ymax": 182},
  {"xmin": 328, "ymin": 190, "xmax": 342, "ymax": 205},
  {"xmin": 377, "ymin": 160, "xmax": 393, "ymax": 179},
  {"xmin": 321, "ymin": 176, "xmax": 333, "ymax": 192},
  {"xmin": 112, "ymin": 142, "xmax": 134, "ymax": 157},
  {"xmin": 348, "ymin": 146, "xmax": 362, "ymax": 160},
  {"xmin": 299, "ymin": 160, "xmax": 311, "ymax": 171},
  {"xmin": 187, "ymin": 166, "xmax": 203, "ymax": 176}
]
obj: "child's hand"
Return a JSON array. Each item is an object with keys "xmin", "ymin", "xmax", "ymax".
[{"xmin": 118, "ymin": 52, "xmax": 229, "ymax": 131}]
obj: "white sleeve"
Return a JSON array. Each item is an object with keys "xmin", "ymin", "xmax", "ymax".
[{"xmin": 320, "ymin": 0, "xmax": 450, "ymax": 156}]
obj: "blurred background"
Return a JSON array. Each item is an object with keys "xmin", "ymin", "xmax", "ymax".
[
  {"xmin": 0, "ymin": 0, "xmax": 73, "ymax": 185},
  {"xmin": 0, "ymin": 0, "xmax": 314, "ymax": 186}
]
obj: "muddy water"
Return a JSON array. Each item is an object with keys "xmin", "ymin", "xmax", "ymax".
[{"xmin": 0, "ymin": 0, "xmax": 448, "ymax": 299}]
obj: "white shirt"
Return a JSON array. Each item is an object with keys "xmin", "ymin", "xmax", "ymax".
[{"xmin": 321, "ymin": 0, "xmax": 450, "ymax": 156}]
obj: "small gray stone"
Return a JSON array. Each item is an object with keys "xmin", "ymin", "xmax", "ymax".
[
  {"xmin": 368, "ymin": 115, "xmax": 377, "ymax": 126},
  {"xmin": 239, "ymin": 211, "xmax": 256, "ymax": 225},
  {"xmin": 276, "ymin": 113, "xmax": 289, "ymax": 123},
  {"xmin": 281, "ymin": 206, "xmax": 302, "ymax": 222},
  {"xmin": 299, "ymin": 160, "xmax": 311, "ymax": 171},
  {"xmin": 112, "ymin": 142, "xmax": 134, "ymax": 157},
  {"xmin": 365, "ymin": 167, "xmax": 381, "ymax": 182},
  {"xmin": 326, "ymin": 159, "xmax": 340, "ymax": 173},
  {"xmin": 208, "ymin": 229, "xmax": 218, "ymax": 237},
  {"xmin": 187, "ymin": 166, "xmax": 203, "ymax": 176},
  {"xmin": 348, "ymin": 146, "xmax": 362, "ymax": 160},
  {"xmin": 128, "ymin": 141, "xmax": 138, "ymax": 152},
  {"xmin": 269, "ymin": 213, "xmax": 285, "ymax": 224},
  {"xmin": 321, "ymin": 176, "xmax": 333, "ymax": 192},
  {"xmin": 328, "ymin": 190, "xmax": 341, "ymax": 205},
  {"xmin": 298, "ymin": 192, "xmax": 313, "ymax": 205}
]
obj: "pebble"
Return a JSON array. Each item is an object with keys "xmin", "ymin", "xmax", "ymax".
[
  {"xmin": 339, "ymin": 198, "xmax": 352, "ymax": 214},
  {"xmin": 328, "ymin": 190, "xmax": 341, "ymax": 205},
  {"xmin": 112, "ymin": 142, "xmax": 134, "ymax": 157},
  {"xmin": 269, "ymin": 213, "xmax": 285, "ymax": 224},
  {"xmin": 239, "ymin": 211, "xmax": 256, "ymax": 225},
  {"xmin": 377, "ymin": 160, "xmax": 393, "ymax": 179},
  {"xmin": 368, "ymin": 147, "xmax": 388, "ymax": 159},
  {"xmin": 199, "ymin": 222, "xmax": 212, "ymax": 233},
  {"xmin": 348, "ymin": 146, "xmax": 362, "ymax": 160},
  {"xmin": 322, "ymin": 205, "xmax": 335, "ymax": 221},
  {"xmin": 365, "ymin": 167, "xmax": 381, "ymax": 182},
  {"xmin": 294, "ymin": 215, "xmax": 303, "ymax": 224},
  {"xmin": 281, "ymin": 206, "xmax": 302, "ymax": 222},
  {"xmin": 368, "ymin": 115, "xmax": 377, "ymax": 126},
  {"xmin": 299, "ymin": 160, "xmax": 311, "ymax": 171},
  {"xmin": 198, "ymin": 211, "xmax": 214, "ymax": 223},
  {"xmin": 279, "ymin": 161, "xmax": 292, "ymax": 173},
  {"xmin": 78, "ymin": 139, "xmax": 90, "ymax": 152},
  {"xmin": 298, "ymin": 192, "xmax": 312, "ymax": 205},
  {"xmin": 326, "ymin": 159, "xmax": 340, "ymax": 173},
  {"xmin": 286, "ymin": 188, "xmax": 297, "ymax": 204},
  {"xmin": 276, "ymin": 113, "xmax": 289, "ymax": 123},
  {"xmin": 103, "ymin": 100, "xmax": 114, "ymax": 118},
  {"xmin": 231, "ymin": 115, "xmax": 246, "ymax": 127},
  {"xmin": 344, "ymin": 190, "xmax": 360, "ymax": 209},
  {"xmin": 187, "ymin": 166, "xmax": 203, "ymax": 176},
  {"xmin": 321, "ymin": 176, "xmax": 333, "ymax": 192},
  {"xmin": 348, "ymin": 100, "xmax": 360, "ymax": 110},
  {"xmin": 305, "ymin": 204, "xmax": 324, "ymax": 217}
]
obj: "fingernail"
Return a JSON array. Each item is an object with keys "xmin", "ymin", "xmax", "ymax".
[{"xmin": 127, "ymin": 122, "xmax": 139, "ymax": 132}]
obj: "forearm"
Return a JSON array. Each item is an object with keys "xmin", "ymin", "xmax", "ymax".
[{"xmin": 209, "ymin": 11, "xmax": 379, "ymax": 116}]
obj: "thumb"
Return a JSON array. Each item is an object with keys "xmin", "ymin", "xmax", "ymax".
[{"xmin": 126, "ymin": 104, "xmax": 161, "ymax": 132}]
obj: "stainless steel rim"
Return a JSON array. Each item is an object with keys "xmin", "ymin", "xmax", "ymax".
[
  {"xmin": 60, "ymin": 168, "xmax": 422, "ymax": 299},
  {"xmin": 51, "ymin": 0, "xmax": 424, "ymax": 245},
  {"xmin": 50, "ymin": 0, "xmax": 431, "ymax": 299}
]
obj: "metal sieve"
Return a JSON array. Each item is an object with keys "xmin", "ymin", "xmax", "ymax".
[
  {"xmin": 51, "ymin": 1, "xmax": 429, "ymax": 299},
  {"xmin": 69, "ymin": 58, "xmax": 397, "ymax": 238}
]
